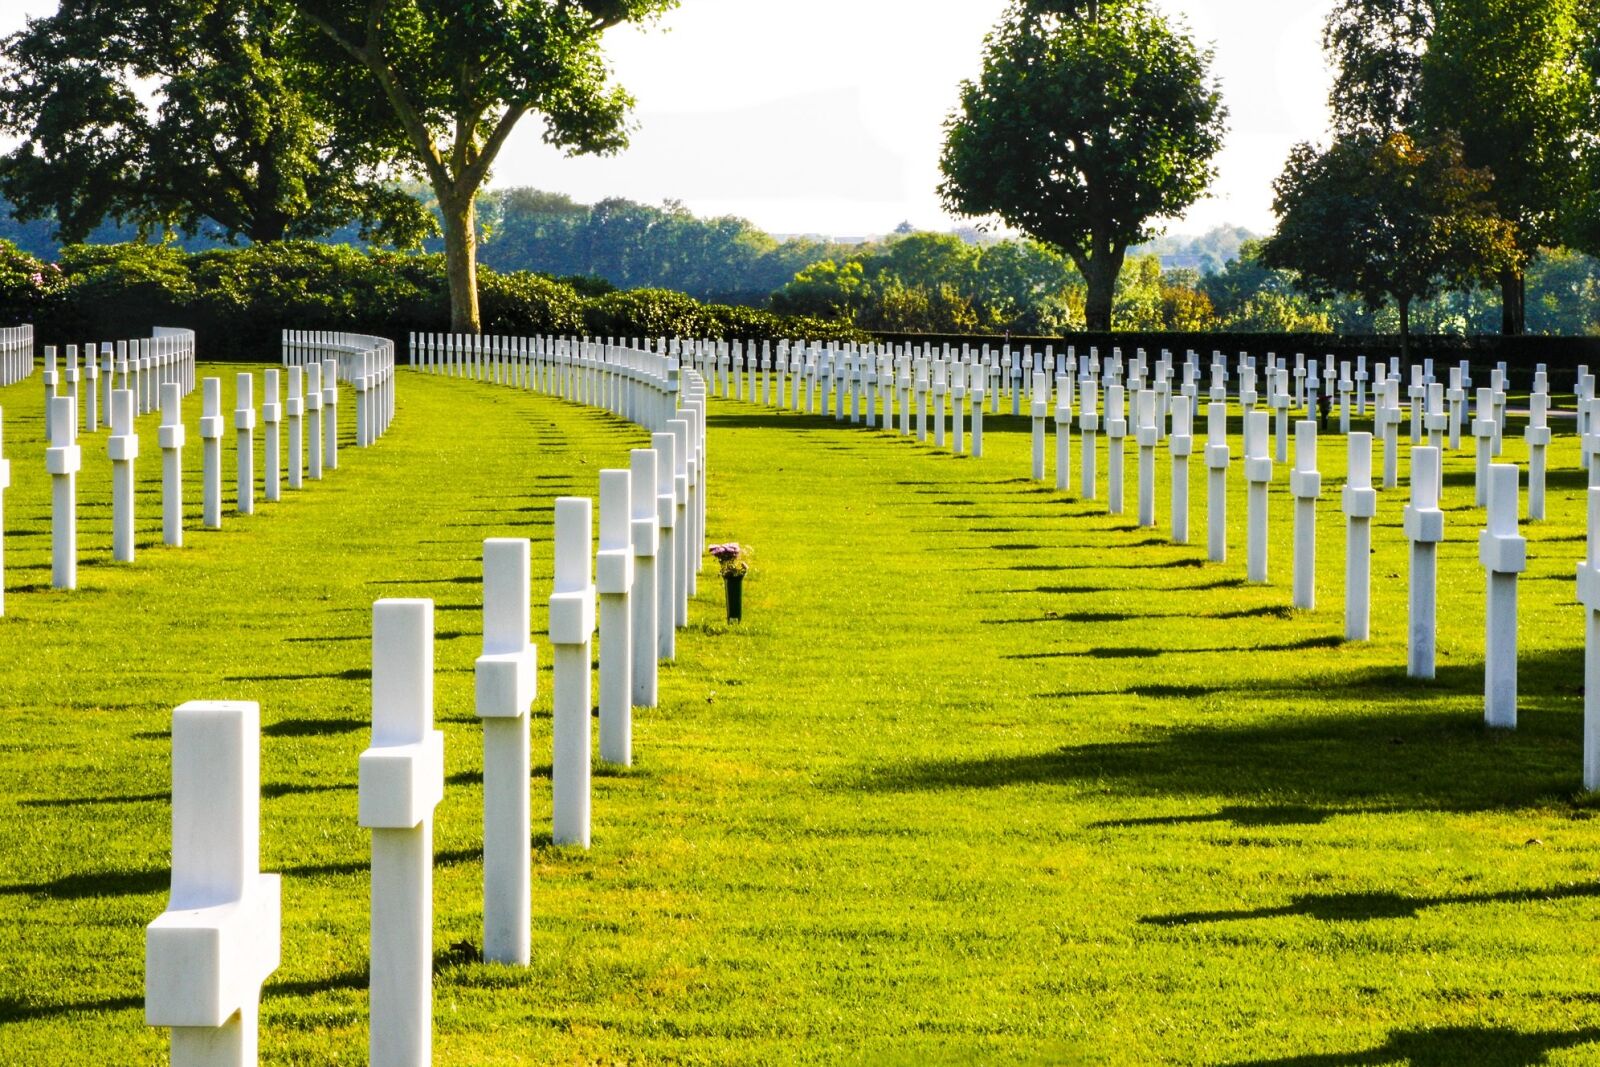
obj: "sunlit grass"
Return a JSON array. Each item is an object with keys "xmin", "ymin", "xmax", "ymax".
[{"xmin": 1, "ymin": 367, "xmax": 1598, "ymax": 1064}]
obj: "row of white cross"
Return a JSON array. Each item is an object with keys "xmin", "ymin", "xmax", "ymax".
[
  {"xmin": 725, "ymin": 339, "xmax": 1600, "ymax": 797},
  {"xmin": 41, "ymin": 331, "xmax": 198, "ymax": 443},
  {"xmin": 146, "ymin": 351, "xmax": 709, "ymax": 1066},
  {"xmin": 0, "ymin": 324, "xmax": 34, "ymax": 386},
  {"xmin": 279, "ymin": 331, "xmax": 397, "ymax": 446},
  {"xmin": 0, "ymin": 337, "xmax": 393, "ymax": 615}
]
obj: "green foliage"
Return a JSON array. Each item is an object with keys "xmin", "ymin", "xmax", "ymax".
[
  {"xmin": 940, "ymin": 0, "xmax": 1227, "ymax": 328},
  {"xmin": 582, "ymin": 288, "xmax": 712, "ymax": 340},
  {"xmin": 296, "ymin": 0, "xmax": 679, "ymax": 331},
  {"xmin": 0, "ymin": 241, "xmax": 855, "ymax": 355},
  {"xmin": 478, "ymin": 270, "xmax": 587, "ymax": 336},
  {"xmin": 1323, "ymin": 0, "xmax": 1433, "ymax": 134},
  {"xmin": 1262, "ymin": 131, "xmax": 1519, "ymax": 355},
  {"xmin": 0, "ymin": 0, "xmax": 431, "ymax": 246},
  {"xmin": 0, "ymin": 238, "xmax": 63, "ymax": 322},
  {"xmin": 53, "ymin": 242, "xmax": 196, "ymax": 340},
  {"xmin": 479, "ymin": 190, "xmax": 845, "ymax": 303},
  {"xmin": 7, "ymin": 369, "xmax": 1600, "ymax": 1061}
]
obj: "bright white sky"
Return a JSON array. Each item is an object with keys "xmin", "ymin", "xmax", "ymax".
[{"xmin": 1, "ymin": 0, "xmax": 1337, "ymax": 239}]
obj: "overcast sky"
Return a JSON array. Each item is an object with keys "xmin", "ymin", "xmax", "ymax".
[{"xmin": 1, "ymin": 0, "xmax": 1337, "ymax": 238}]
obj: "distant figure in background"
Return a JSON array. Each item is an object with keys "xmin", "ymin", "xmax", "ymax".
[{"xmin": 1318, "ymin": 391, "xmax": 1332, "ymax": 432}]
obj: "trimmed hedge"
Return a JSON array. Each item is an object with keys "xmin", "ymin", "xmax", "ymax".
[{"xmin": 0, "ymin": 239, "xmax": 865, "ymax": 358}]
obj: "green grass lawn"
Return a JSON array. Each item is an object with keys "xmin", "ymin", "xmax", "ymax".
[{"xmin": 3, "ymin": 364, "xmax": 1600, "ymax": 1065}]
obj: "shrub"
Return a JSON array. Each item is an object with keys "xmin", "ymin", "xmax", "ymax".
[
  {"xmin": 583, "ymin": 288, "xmax": 714, "ymax": 340},
  {"xmin": 0, "ymin": 239, "xmax": 65, "ymax": 326},
  {"xmin": 52, "ymin": 242, "xmax": 195, "ymax": 341},
  {"xmin": 479, "ymin": 270, "xmax": 586, "ymax": 335}
]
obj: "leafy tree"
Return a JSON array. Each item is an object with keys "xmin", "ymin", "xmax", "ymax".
[
  {"xmin": 939, "ymin": 0, "xmax": 1226, "ymax": 331},
  {"xmin": 1323, "ymin": 0, "xmax": 1434, "ymax": 134},
  {"xmin": 1261, "ymin": 131, "xmax": 1517, "ymax": 360},
  {"xmin": 1321, "ymin": 0, "xmax": 1589, "ymax": 334},
  {"xmin": 1419, "ymin": 0, "xmax": 1587, "ymax": 334},
  {"xmin": 295, "ymin": 0, "xmax": 677, "ymax": 333},
  {"xmin": 0, "ymin": 0, "xmax": 427, "ymax": 245}
]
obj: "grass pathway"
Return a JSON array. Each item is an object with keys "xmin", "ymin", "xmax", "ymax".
[{"xmin": 1, "ymin": 370, "xmax": 1598, "ymax": 1064}]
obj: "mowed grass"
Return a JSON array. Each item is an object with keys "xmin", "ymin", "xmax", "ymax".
[{"xmin": 2, "ymin": 365, "xmax": 1600, "ymax": 1064}]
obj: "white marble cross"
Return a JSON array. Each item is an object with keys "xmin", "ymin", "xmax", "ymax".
[
  {"xmin": 360, "ymin": 599, "xmax": 445, "ymax": 1067},
  {"xmin": 476, "ymin": 539, "xmax": 536, "ymax": 966},
  {"xmin": 550, "ymin": 498, "xmax": 598, "ymax": 848},
  {"xmin": 1480, "ymin": 464, "xmax": 1526, "ymax": 728},
  {"xmin": 145, "ymin": 700, "xmax": 280, "ymax": 1067}
]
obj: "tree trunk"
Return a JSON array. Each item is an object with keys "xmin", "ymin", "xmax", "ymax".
[
  {"xmin": 1398, "ymin": 296, "xmax": 1412, "ymax": 369},
  {"xmin": 1083, "ymin": 246, "xmax": 1124, "ymax": 332},
  {"xmin": 1499, "ymin": 267, "xmax": 1525, "ymax": 336},
  {"xmin": 441, "ymin": 189, "xmax": 481, "ymax": 334}
]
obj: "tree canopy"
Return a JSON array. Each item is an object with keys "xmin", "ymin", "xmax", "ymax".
[
  {"xmin": 1262, "ymin": 131, "xmax": 1518, "ymax": 360},
  {"xmin": 294, "ymin": 0, "xmax": 677, "ymax": 332},
  {"xmin": 939, "ymin": 0, "xmax": 1226, "ymax": 331},
  {"xmin": 0, "ymin": 0, "xmax": 428, "ymax": 246}
]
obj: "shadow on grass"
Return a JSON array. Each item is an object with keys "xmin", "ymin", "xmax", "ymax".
[
  {"xmin": 1088, "ymin": 803, "xmax": 1339, "ymax": 829},
  {"xmin": 0, "ymin": 867, "xmax": 167, "ymax": 899},
  {"xmin": 856, "ymin": 687, "xmax": 1580, "ymax": 813},
  {"xmin": 226, "ymin": 667, "xmax": 368, "ymax": 683},
  {"xmin": 1143, "ymin": 881, "xmax": 1600, "ymax": 926},
  {"xmin": 1224, "ymin": 1024, "xmax": 1600, "ymax": 1066},
  {"xmin": 0, "ymin": 993, "xmax": 142, "ymax": 1023},
  {"xmin": 263, "ymin": 717, "xmax": 365, "ymax": 738},
  {"xmin": 1008, "ymin": 635, "xmax": 1347, "ymax": 661},
  {"xmin": 18, "ymin": 792, "xmax": 166, "ymax": 807}
]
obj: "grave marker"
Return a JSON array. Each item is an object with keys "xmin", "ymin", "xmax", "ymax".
[
  {"xmin": 109, "ymin": 388, "xmax": 139, "ymax": 562},
  {"xmin": 1290, "ymin": 420, "xmax": 1321, "ymax": 610},
  {"xmin": 598, "ymin": 470, "xmax": 635, "ymax": 765},
  {"xmin": 159, "ymin": 384, "xmax": 185, "ymax": 547},
  {"xmin": 1528, "ymin": 392, "xmax": 1551, "ymax": 520},
  {"xmin": 1245, "ymin": 410, "xmax": 1273, "ymax": 583},
  {"xmin": 144, "ymin": 701, "xmax": 280, "ymax": 1067},
  {"xmin": 550, "ymin": 498, "xmax": 597, "ymax": 847},
  {"xmin": 1205, "ymin": 401, "xmax": 1229, "ymax": 563},
  {"xmin": 46, "ymin": 395, "xmax": 79, "ymax": 589},
  {"xmin": 360, "ymin": 599, "xmax": 445, "ymax": 1067},
  {"xmin": 1404, "ymin": 447, "xmax": 1444, "ymax": 679},
  {"xmin": 1343, "ymin": 433, "xmax": 1376, "ymax": 640},
  {"xmin": 1580, "ymin": 488, "xmax": 1600, "ymax": 789},
  {"xmin": 631, "ymin": 449, "xmax": 660, "ymax": 708},
  {"xmin": 1480, "ymin": 463, "xmax": 1525, "ymax": 728},
  {"xmin": 475, "ymin": 540, "xmax": 536, "ymax": 966},
  {"xmin": 1169, "ymin": 395, "xmax": 1192, "ymax": 545}
]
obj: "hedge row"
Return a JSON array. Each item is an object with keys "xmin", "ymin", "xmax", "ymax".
[{"xmin": 0, "ymin": 240, "xmax": 867, "ymax": 358}]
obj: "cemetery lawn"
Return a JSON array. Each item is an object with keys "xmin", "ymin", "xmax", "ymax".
[{"xmin": 4, "ymin": 367, "xmax": 1600, "ymax": 1065}]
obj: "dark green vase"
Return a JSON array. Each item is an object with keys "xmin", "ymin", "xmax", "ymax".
[{"xmin": 724, "ymin": 573, "xmax": 743, "ymax": 621}]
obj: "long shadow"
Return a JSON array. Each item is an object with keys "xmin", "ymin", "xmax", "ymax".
[
  {"xmin": 1015, "ymin": 635, "xmax": 1347, "ymax": 662},
  {"xmin": 226, "ymin": 667, "xmax": 368, "ymax": 683},
  {"xmin": 0, "ymin": 867, "xmax": 167, "ymax": 899},
  {"xmin": 0, "ymin": 993, "xmax": 142, "ymax": 1023},
  {"xmin": 1088, "ymin": 804, "xmax": 1340, "ymax": 829},
  {"xmin": 263, "ymin": 717, "xmax": 365, "ymax": 738},
  {"xmin": 858, "ymin": 682, "xmax": 1581, "ymax": 813},
  {"xmin": 18, "ymin": 791, "xmax": 167, "ymax": 808},
  {"xmin": 1225, "ymin": 1024, "xmax": 1600, "ymax": 1066},
  {"xmin": 986, "ymin": 603, "xmax": 1294, "ymax": 626},
  {"xmin": 1143, "ymin": 880, "xmax": 1600, "ymax": 926}
]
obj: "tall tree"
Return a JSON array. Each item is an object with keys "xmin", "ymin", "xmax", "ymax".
[
  {"xmin": 939, "ymin": 0, "xmax": 1226, "ymax": 331},
  {"xmin": 0, "ymin": 0, "xmax": 427, "ymax": 246},
  {"xmin": 1420, "ymin": 0, "xmax": 1587, "ymax": 335},
  {"xmin": 1321, "ymin": 0, "xmax": 1588, "ymax": 334},
  {"xmin": 294, "ymin": 0, "xmax": 676, "ymax": 333},
  {"xmin": 1323, "ymin": 0, "xmax": 1434, "ymax": 134},
  {"xmin": 1261, "ymin": 131, "xmax": 1518, "ymax": 361}
]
